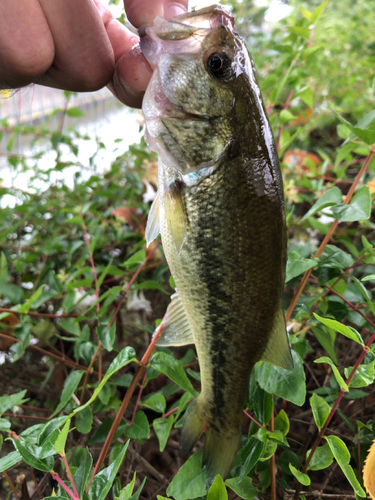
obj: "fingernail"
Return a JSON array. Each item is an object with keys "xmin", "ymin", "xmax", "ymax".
[{"xmin": 165, "ymin": 3, "xmax": 187, "ymax": 18}]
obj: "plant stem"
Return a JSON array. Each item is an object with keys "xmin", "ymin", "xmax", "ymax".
[
  {"xmin": 51, "ymin": 472, "xmax": 79, "ymax": 500},
  {"xmin": 62, "ymin": 453, "xmax": 79, "ymax": 499}
]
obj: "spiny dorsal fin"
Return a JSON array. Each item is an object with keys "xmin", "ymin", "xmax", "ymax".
[
  {"xmin": 155, "ymin": 290, "xmax": 194, "ymax": 346},
  {"xmin": 165, "ymin": 182, "xmax": 187, "ymax": 252},
  {"xmin": 145, "ymin": 191, "xmax": 160, "ymax": 247},
  {"xmin": 260, "ymin": 303, "xmax": 293, "ymax": 370}
]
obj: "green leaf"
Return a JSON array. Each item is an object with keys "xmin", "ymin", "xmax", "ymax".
[
  {"xmin": 225, "ymin": 477, "xmax": 258, "ymax": 500},
  {"xmin": 362, "ymin": 274, "xmax": 375, "ymax": 282},
  {"xmin": 167, "ymin": 450, "xmax": 207, "ymax": 500},
  {"xmin": 307, "ymin": 444, "xmax": 333, "ymax": 471},
  {"xmin": 314, "ymin": 356, "xmax": 349, "ymax": 391},
  {"xmin": 274, "ymin": 409, "xmax": 290, "ymax": 436},
  {"xmin": 279, "ymin": 109, "xmax": 296, "ymax": 124},
  {"xmin": 89, "ymin": 441, "xmax": 129, "ymax": 500},
  {"xmin": 286, "ymin": 251, "xmax": 318, "ymax": 282},
  {"xmin": 127, "ymin": 411, "xmax": 150, "ymax": 440},
  {"xmin": 132, "ymin": 281, "xmax": 169, "ymax": 294},
  {"xmin": 238, "ymin": 436, "xmax": 265, "ymax": 482},
  {"xmin": 288, "ymin": 26, "xmax": 310, "ymax": 39},
  {"xmin": 122, "ymin": 250, "xmax": 146, "ymax": 268},
  {"xmin": 331, "ymin": 187, "xmax": 371, "ymax": 222},
  {"xmin": 72, "ymin": 448, "xmax": 93, "ymax": 499},
  {"xmin": 0, "ymin": 252, "xmax": 8, "ymax": 281},
  {"xmin": 54, "ymin": 419, "xmax": 71, "ymax": 455},
  {"xmin": 0, "ymin": 390, "xmax": 28, "ymax": 416},
  {"xmin": 118, "ymin": 472, "xmax": 136, "ymax": 500},
  {"xmin": 38, "ymin": 417, "xmax": 67, "ymax": 445},
  {"xmin": 67, "ymin": 107, "xmax": 85, "ymax": 117},
  {"xmin": 207, "ymin": 475, "xmax": 227, "ymax": 500},
  {"xmin": 299, "ymin": 87, "xmax": 314, "ymax": 108},
  {"xmin": 154, "ymin": 415, "xmax": 174, "ymax": 452},
  {"xmin": 289, "ymin": 464, "xmax": 311, "ymax": 486},
  {"xmin": 75, "ymin": 405, "xmax": 93, "ymax": 434},
  {"xmin": 312, "ymin": 326, "xmax": 337, "ymax": 364},
  {"xmin": 151, "ymin": 352, "xmax": 197, "ymax": 397},
  {"xmin": 318, "ymin": 245, "xmax": 354, "ymax": 269},
  {"xmin": 332, "ymin": 109, "xmax": 375, "ymax": 145},
  {"xmin": 140, "ymin": 393, "xmax": 166, "ymax": 414},
  {"xmin": 97, "ymin": 324, "xmax": 116, "ymax": 351},
  {"xmin": 0, "ymin": 279, "xmax": 24, "ymax": 303},
  {"xmin": 0, "ymin": 451, "xmax": 22, "ymax": 473},
  {"xmin": 60, "ymin": 318, "xmax": 81, "ymax": 336},
  {"xmin": 127, "ymin": 477, "xmax": 146, "ymax": 500},
  {"xmin": 311, "ymin": 0, "xmax": 328, "ymax": 22},
  {"xmin": 70, "ymin": 347, "xmax": 136, "ymax": 420},
  {"xmin": 19, "ymin": 285, "xmax": 44, "ymax": 313},
  {"xmin": 10, "ymin": 325, "xmax": 31, "ymax": 361},
  {"xmin": 301, "ymin": 187, "xmax": 342, "ymax": 221},
  {"xmin": 0, "ymin": 418, "xmax": 11, "ymax": 431},
  {"xmin": 9, "ymin": 438, "xmax": 53, "ymax": 472},
  {"xmin": 326, "ymin": 435, "xmax": 366, "ymax": 497},
  {"xmin": 313, "ymin": 314, "xmax": 363, "ymax": 345},
  {"xmin": 51, "ymin": 370, "xmax": 85, "ymax": 418},
  {"xmin": 310, "ymin": 393, "xmax": 330, "ymax": 429},
  {"xmin": 257, "ymin": 351, "xmax": 306, "ymax": 406},
  {"xmin": 344, "ymin": 363, "xmax": 374, "ymax": 388}
]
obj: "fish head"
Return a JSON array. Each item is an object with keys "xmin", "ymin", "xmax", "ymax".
[{"xmin": 140, "ymin": 5, "xmax": 251, "ymax": 175}]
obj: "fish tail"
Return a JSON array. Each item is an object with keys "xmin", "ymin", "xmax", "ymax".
[
  {"xmin": 180, "ymin": 396, "xmax": 207, "ymax": 457},
  {"xmin": 202, "ymin": 423, "xmax": 242, "ymax": 488}
]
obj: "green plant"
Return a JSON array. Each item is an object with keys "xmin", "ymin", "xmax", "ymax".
[{"xmin": 1, "ymin": 1, "xmax": 375, "ymax": 499}]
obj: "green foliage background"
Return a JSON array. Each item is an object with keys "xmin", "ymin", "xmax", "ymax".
[{"xmin": 1, "ymin": 0, "xmax": 375, "ymax": 499}]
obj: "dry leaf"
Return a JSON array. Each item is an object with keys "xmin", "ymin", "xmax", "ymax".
[
  {"xmin": 363, "ymin": 438, "xmax": 375, "ymax": 499},
  {"xmin": 366, "ymin": 177, "xmax": 375, "ymax": 194},
  {"xmin": 0, "ymin": 312, "xmax": 19, "ymax": 351}
]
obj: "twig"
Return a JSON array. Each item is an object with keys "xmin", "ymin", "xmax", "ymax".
[
  {"xmin": 130, "ymin": 371, "xmax": 147, "ymax": 425},
  {"xmin": 0, "ymin": 307, "xmax": 77, "ymax": 318},
  {"xmin": 62, "ymin": 454, "xmax": 79, "ymax": 499},
  {"xmin": 27, "ymin": 467, "xmax": 43, "ymax": 499},
  {"xmin": 286, "ymin": 488, "xmax": 370, "ymax": 499},
  {"xmin": 80, "ymin": 342, "xmax": 102, "ymax": 404},
  {"xmin": 51, "ymin": 472, "xmax": 79, "ymax": 500},
  {"xmin": 2, "ymin": 470, "xmax": 18, "ymax": 497}
]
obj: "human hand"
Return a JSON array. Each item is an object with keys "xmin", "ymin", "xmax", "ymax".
[{"xmin": 0, "ymin": 0, "xmax": 188, "ymax": 108}]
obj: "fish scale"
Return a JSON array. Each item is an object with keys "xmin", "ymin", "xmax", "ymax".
[{"xmin": 141, "ymin": 4, "xmax": 293, "ymax": 486}]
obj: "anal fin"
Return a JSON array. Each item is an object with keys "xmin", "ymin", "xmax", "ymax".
[
  {"xmin": 154, "ymin": 291, "xmax": 194, "ymax": 347},
  {"xmin": 260, "ymin": 302, "xmax": 293, "ymax": 370}
]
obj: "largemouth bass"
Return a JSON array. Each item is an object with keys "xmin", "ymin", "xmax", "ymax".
[{"xmin": 140, "ymin": 4, "xmax": 293, "ymax": 486}]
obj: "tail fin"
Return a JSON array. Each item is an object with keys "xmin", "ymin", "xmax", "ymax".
[
  {"xmin": 180, "ymin": 397, "xmax": 207, "ymax": 457},
  {"xmin": 202, "ymin": 425, "xmax": 241, "ymax": 488}
]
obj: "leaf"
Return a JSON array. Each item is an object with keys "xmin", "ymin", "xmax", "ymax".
[
  {"xmin": 9, "ymin": 438, "xmax": 53, "ymax": 472},
  {"xmin": 127, "ymin": 477, "xmax": 147, "ymax": 500},
  {"xmin": 207, "ymin": 475, "xmax": 227, "ymax": 500},
  {"xmin": 225, "ymin": 477, "xmax": 259, "ymax": 500},
  {"xmin": 331, "ymin": 186, "xmax": 371, "ymax": 222},
  {"xmin": 72, "ymin": 448, "xmax": 93, "ymax": 499},
  {"xmin": 312, "ymin": 326, "xmax": 337, "ymax": 364},
  {"xmin": 332, "ymin": 109, "xmax": 375, "ymax": 145},
  {"xmin": 0, "ymin": 451, "xmax": 22, "ymax": 473},
  {"xmin": 363, "ymin": 439, "xmax": 375, "ymax": 500},
  {"xmin": 151, "ymin": 351, "xmax": 197, "ymax": 397},
  {"xmin": 299, "ymin": 87, "xmax": 314, "ymax": 108},
  {"xmin": 310, "ymin": 393, "xmax": 330, "ymax": 429},
  {"xmin": 118, "ymin": 472, "xmax": 136, "ymax": 500},
  {"xmin": 127, "ymin": 411, "xmax": 150, "ymax": 440},
  {"xmin": 97, "ymin": 324, "xmax": 116, "ymax": 352},
  {"xmin": 314, "ymin": 356, "xmax": 348, "ymax": 391},
  {"xmin": 274, "ymin": 409, "xmax": 290, "ymax": 436},
  {"xmin": 60, "ymin": 318, "xmax": 81, "ymax": 336},
  {"xmin": 344, "ymin": 363, "xmax": 375, "ymax": 388},
  {"xmin": 301, "ymin": 187, "xmax": 342, "ymax": 221},
  {"xmin": 38, "ymin": 417, "xmax": 67, "ymax": 445},
  {"xmin": 318, "ymin": 245, "xmax": 354, "ymax": 269},
  {"xmin": 0, "ymin": 418, "xmax": 11, "ymax": 431},
  {"xmin": 75, "ymin": 405, "xmax": 93, "ymax": 434},
  {"xmin": 19, "ymin": 285, "xmax": 44, "ymax": 313},
  {"xmin": 67, "ymin": 107, "xmax": 85, "ymax": 117},
  {"xmin": 0, "ymin": 390, "xmax": 27, "ymax": 416},
  {"xmin": 140, "ymin": 393, "xmax": 166, "ymax": 414},
  {"xmin": 256, "ymin": 351, "xmax": 306, "ymax": 406},
  {"xmin": 10, "ymin": 325, "xmax": 31, "ymax": 361},
  {"xmin": 311, "ymin": 0, "xmax": 328, "ymax": 22},
  {"xmin": 132, "ymin": 281, "xmax": 169, "ymax": 294},
  {"xmin": 0, "ymin": 279, "xmax": 24, "ymax": 303},
  {"xmin": 0, "ymin": 252, "xmax": 8, "ymax": 281},
  {"xmin": 286, "ymin": 251, "xmax": 318, "ymax": 282},
  {"xmin": 362, "ymin": 274, "xmax": 375, "ymax": 282},
  {"xmin": 167, "ymin": 450, "xmax": 207, "ymax": 500},
  {"xmin": 326, "ymin": 435, "xmax": 366, "ymax": 497},
  {"xmin": 313, "ymin": 313, "xmax": 363, "ymax": 345},
  {"xmin": 289, "ymin": 464, "xmax": 311, "ymax": 486},
  {"xmin": 89, "ymin": 442, "xmax": 129, "ymax": 500},
  {"xmin": 54, "ymin": 419, "xmax": 70, "ymax": 455},
  {"xmin": 51, "ymin": 370, "xmax": 85, "ymax": 418},
  {"xmin": 154, "ymin": 415, "xmax": 174, "ymax": 452},
  {"xmin": 121, "ymin": 250, "xmax": 146, "ymax": 268},
  {"xmin": 307, "ymin": 444, "xmax": 333, "ymax": 471}
]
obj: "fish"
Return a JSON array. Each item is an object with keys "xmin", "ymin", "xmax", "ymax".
[{"xmin": 140, "ymin": 4, "xmax": 293, "ymax": 487}]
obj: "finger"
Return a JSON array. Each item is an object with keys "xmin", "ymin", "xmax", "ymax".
[
  {"xmin": 37, "ymin": 0, "xmax": 115, "ymax": 92},
  {"xmin": 0, "ymin": 0, "xmax": 54, "ymax": 89},
  {"xmin": 125, "ymin": 0, "xmax": 189, "ymax": 28}
]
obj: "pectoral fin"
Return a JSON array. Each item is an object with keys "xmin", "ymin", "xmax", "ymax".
[
  {"xmin": 260, "ymin": 304, "xmax": 293, "ymax": 370},
  {"xmin": 165, "ymin": 181, "xmax": 187, "ymax": 252},
  {"xmin": 155, "ymin": 291, "xmax": 194, "ymax": 346},
  {"xmin": 145, "ymin": 191, "xmax": 160, "ymax": 247}
]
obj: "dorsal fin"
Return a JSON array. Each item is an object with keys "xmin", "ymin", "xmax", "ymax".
[
  {"xmin": 155, "ymin": 291, "xmax": 194, "ymax": 346},
  {"xmin": 145, "ymin": 191, "xmax": 160, "ymax": 247},
  {"xmin": 260, "ymin": 303, "xmax": 293, "ymax": 370}
]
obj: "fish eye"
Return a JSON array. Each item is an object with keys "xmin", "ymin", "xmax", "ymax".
[{"xmin": 206, "ymin": 52, "xmax": 229, "ymax": 78}]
